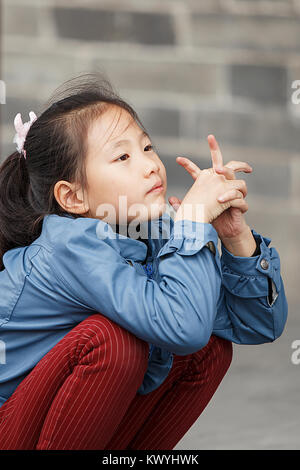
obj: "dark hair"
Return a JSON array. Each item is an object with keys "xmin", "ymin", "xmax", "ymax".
[{"xmin": 0, "ymin": 72, "xmax": 148, "ymax": 270}]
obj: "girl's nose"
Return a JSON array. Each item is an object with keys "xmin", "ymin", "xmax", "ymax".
[{"xmin": 143, "ymin": 156, "xmax": 160, "ymax": 177}]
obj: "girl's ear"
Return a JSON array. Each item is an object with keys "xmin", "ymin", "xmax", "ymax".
[{"xmin": 53, "ymin": 180, "xmax": 90, "ymax": 215}]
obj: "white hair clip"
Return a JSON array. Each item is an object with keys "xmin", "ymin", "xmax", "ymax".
[{"xmin": 13, "ymin": 111, "xmax": 37, "ymax": 159}]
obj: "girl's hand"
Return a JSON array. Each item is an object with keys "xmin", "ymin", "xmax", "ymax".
[{"xmin": 168, "ymin": 135, "xmax": 253, "ymax": 240}]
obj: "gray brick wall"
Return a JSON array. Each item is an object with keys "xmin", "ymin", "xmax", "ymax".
[
  {"xmin": 1, "ymin": 0, "xmax": 299, "ymax": 300},
  {"xmin": 1, "ymin": 0, "xmax": 300, "ymax": 450}
]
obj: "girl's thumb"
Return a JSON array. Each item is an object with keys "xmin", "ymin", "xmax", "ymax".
[{"xmin": 168, "ymin": 196, "xmax": 182, "ymax": 211}]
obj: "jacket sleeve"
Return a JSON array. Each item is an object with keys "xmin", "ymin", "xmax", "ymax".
[
  {"xmin": 212, "ymin": 229, "xmax": 288, "ymax": 344},
  {"xmin": 49, "ymin": 216, "xmax": 224, "ymax": 355}
]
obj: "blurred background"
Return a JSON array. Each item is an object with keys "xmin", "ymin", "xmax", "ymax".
[{"xmin": 0, "ymin": 0, "xmax": 299, "ymax": 450}]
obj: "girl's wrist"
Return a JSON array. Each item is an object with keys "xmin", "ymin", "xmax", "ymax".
[{"xmin": 220, "ymin": 225, "xmax": 257, "ymax": 257}]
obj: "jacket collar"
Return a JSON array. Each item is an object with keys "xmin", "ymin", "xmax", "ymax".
[
  {"xmin": 113, "ymin": 215, "xmax": 170, "ymax": 262},
  {"xmin": 42, "ymin": 213, "xmax": 172, "ymax": 263}
]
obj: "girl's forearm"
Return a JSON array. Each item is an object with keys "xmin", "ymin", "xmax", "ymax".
[{"xmin": 220, "ymin": 225, "xmax": 257, "ymax": 257}]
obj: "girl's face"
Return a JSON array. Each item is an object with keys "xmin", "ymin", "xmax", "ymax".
[{"xmin": 84, "ymin": 104, "xmax": 167, "ymax": 224}]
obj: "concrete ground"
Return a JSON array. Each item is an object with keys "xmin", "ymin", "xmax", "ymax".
[{"xmin": 175, "ymin": 302, "xmax": 300, "ymax": 450}]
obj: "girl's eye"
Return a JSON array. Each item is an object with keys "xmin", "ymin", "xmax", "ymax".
[
  {"xmin": 115, "ymin": 144, "xmax": 154, "ymax": 162},
  {"xmin": 145, "ymin": 144, "xmax": 154, "ymax": 151},
  {"xmin": 117, "ymin": 154, "xmax": 129, "ymax": 162}
]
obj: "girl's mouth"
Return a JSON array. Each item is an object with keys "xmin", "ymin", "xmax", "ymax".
[{"xmin": 147, "ymin": 184, "xmax": 163, "ymax": 194}]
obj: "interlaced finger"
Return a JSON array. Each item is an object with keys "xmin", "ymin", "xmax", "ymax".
[
  {"xmin": 224, "ymin": 161, "xmax": 253, "ymax": 173},
  {"xmin": 229, "ymin": 197, "xmax": 249, "ymax": 214},
  {"xmin": 218, "ymin": 189, "xmax": 244, "ymax": 203},
  {"xmin": 207, "ymin": 134, "xmax": 223, "ymax": 169},
  {"xmin": 175, "ymin": 156, "xmax": 202, "ymax": 179},
  {"xmin": 225, "ymin": 179, "xmax": 247, "ymax": 198}
]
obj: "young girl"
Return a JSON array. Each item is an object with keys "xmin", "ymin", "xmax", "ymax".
[{"xmin": 0, "ymin": 73, "xmax": 287, "ymax": 450}]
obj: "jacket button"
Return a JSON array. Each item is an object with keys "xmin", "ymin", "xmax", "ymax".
[
  {"xmin": 205, "ymin": 241, "xmax": 216, "ymax": 255},
  {"xmin": 260, "ymin": 258, "xmax": 269, "ymax": 270}
]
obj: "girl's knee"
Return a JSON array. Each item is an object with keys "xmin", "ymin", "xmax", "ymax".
[{"xmin": 75, "ymin": 313, "xmax": 149, "ymax": 377}]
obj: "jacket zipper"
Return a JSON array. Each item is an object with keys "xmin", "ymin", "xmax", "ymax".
[{"xmin": 142, "ymin": 261, "xmax": 154, "ymax": 359}]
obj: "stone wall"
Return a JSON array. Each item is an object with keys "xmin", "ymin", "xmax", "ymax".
[{"xmin": 1, "ymin": 0, "xmax": 300, "ymax": 304}]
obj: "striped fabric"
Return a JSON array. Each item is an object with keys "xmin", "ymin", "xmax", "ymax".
[{"xmin": 0, "ymin": 313, "xmax": 232, "ymax": 450}]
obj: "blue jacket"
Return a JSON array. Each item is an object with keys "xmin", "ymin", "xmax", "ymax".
[{"xmin": 0, "ymin": 212, "xmax": 288, "ymax": 407}]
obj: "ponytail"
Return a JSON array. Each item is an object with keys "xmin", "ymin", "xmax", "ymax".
[{"xmin": 0, "ymin": 152, "xmax": 43, "ymax": 270}]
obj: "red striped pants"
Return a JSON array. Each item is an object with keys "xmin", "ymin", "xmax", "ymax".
[{"xmin": 0, "ymin": 313, "xmax": 232, "ymax": 450}]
